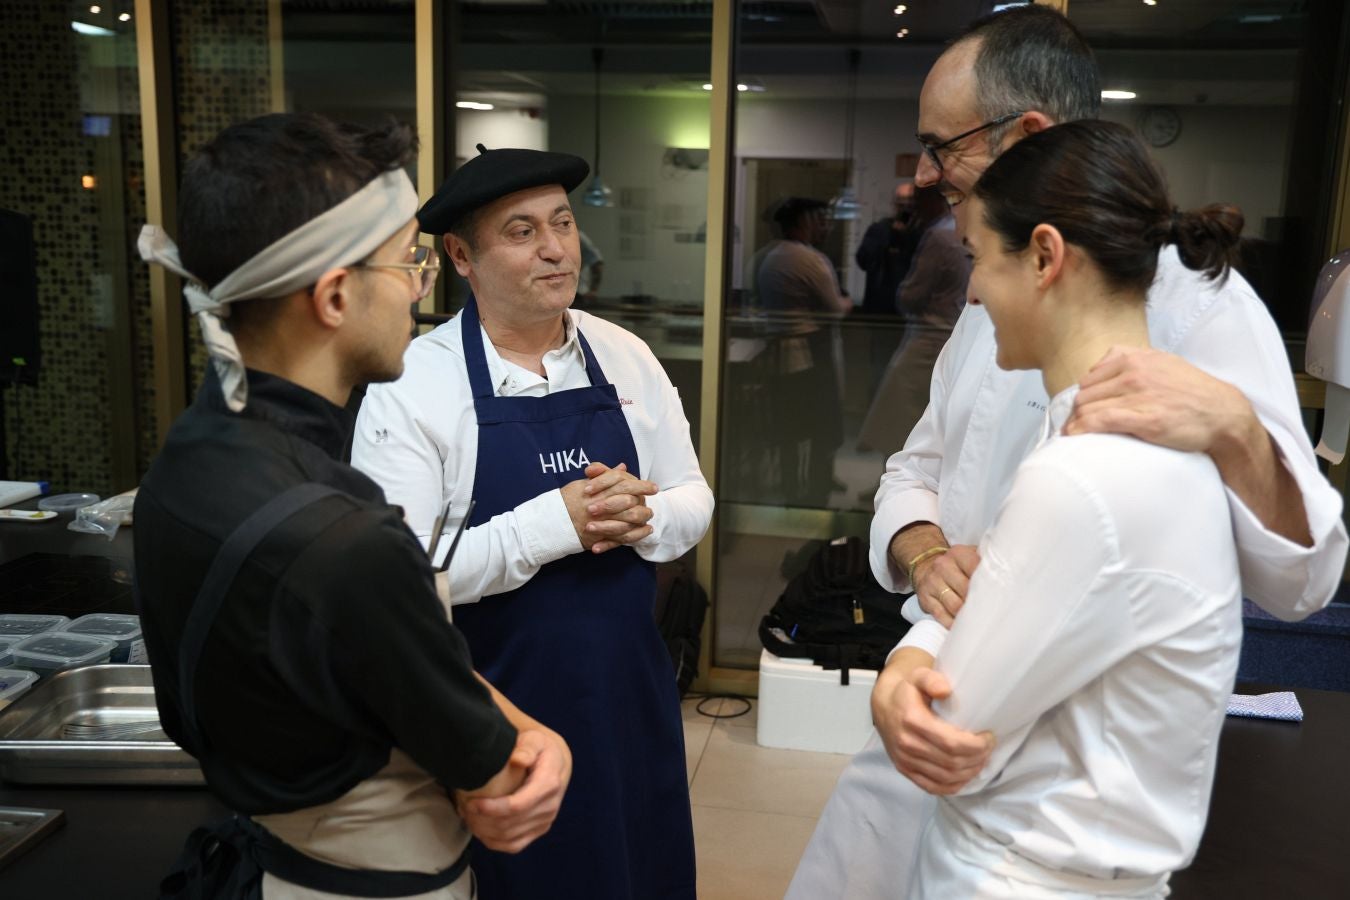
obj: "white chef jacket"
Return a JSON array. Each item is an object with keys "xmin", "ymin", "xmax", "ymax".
[
  {"xmin": 787, "ymin": 250, "xmax": 1344, "ymax": 900},
  {"xmin": 910, "ymin": 386, "xmax": 1241, "ymax": 893},
  {"xmin": 872, "ymin": 246, "xmax": 1346, "ymax": 637},
  {"xmin": 351, "ymin": 308, "xmax": 713, "ymax": 605}
]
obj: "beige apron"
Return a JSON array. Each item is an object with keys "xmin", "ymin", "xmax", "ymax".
[{"xmin": 253, "ymin": 749, "xmax": 474, "ymax": 900}]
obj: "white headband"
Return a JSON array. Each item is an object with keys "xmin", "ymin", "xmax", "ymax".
[{"xmin": 138, "ymin": 168, "xmax": 419, "ymax": 412}]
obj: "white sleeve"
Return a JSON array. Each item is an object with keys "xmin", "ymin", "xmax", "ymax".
[
  {"xmin": 1174, "ymin": 287, "xmax": 1347, "ymax": 619},
  {"xmin": 869, "ymin": 310, "xmax": 974, "ymax": 592},
  {"xmin": 352, "ymin": 369, "xmax": 581, "ymax": 608},
  {"xmin": 932, "ymin": 459, "xmax": 1137, "ymax": 794},
  {"xmin": 632, "ymin": 371, "xmax": 714, "ymax": 563}
]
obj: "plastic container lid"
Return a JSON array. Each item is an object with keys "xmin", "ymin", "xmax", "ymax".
[
  {"xmin": 61, "ymin": 614, "xmax": 142, "ymax": 644},
  {"xmin": 11, "ymin": 632, "xmax": 117, "ymax": 671},
  {"xmin": 0, "ymin": 668, "xmax": 39, "ymax": 705},
  {"xmin": 38, "ymin": 492, "xmax": 101, "ymax": 513},
  {"xmin": 0, "ymin": 614, "xmax": 71, "ymax": 638}
]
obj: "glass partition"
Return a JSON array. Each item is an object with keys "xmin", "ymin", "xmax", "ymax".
[
  {"xmin": 713, "ymin": 0, "xmax": 1350, "ymax": 668},
  {"xmin": 0, "ymin": 1, "xmax": 146, "ymax": 495},
  {"xmin": 452, "ymin": 0, "xmax": 713, "ymax": 448}
]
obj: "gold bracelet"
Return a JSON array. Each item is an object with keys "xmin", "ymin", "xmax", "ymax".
[{"xmin": 906, "ymin": 546, "xmax": 948, "ymax": 586}]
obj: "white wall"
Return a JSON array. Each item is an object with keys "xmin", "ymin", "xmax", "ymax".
[
  {"xmin": 547, "ymin": 94, "xmax": 712, "ymax": 305},
  {"xmin": 456, "ymin": 107, "xmax": 548, "ymax": 160},
  {"xmin": 514, "ymin": 93, "xmax": 1289, "ymax": 302},
  {"xmin": 1101, "ymin": 104, "xmax": 1292, "ymax": 239}
]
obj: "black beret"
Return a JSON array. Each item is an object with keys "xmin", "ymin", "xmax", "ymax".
[{"xmin": 418, "ymin": 144, "xmax": 590, "ymax": 235}]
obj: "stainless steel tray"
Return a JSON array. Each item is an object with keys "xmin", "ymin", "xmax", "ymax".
[
  {"xmin": 0, "ymin": 665, "xmax": 203, "ymax": 786},
  {"xmin": 0, "ymin": 806, "xmax": 64, "ymax": 869}
]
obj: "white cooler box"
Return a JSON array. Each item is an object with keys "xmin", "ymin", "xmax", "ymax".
[{"xmin": 756, "ymin": 648, "xmax": 877, "ymax": 755}]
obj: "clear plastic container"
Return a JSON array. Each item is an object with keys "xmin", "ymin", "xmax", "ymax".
[
  {"xmin": 0, "ymin": 668, "xmax": 39, "ymax": 710},
  {"xmin": 0, "ymin": 614, "xmax": 70, "ymax": 640},
  {"xmin": 10, "ymin": 633, "xmax": 116, "ymax": 678},
  {"xmin": 37, "ymin": 492, "xmax": 100, "ymax": 513},
  {"xmin": 0, "ymin": 635, "xmax": 22, "ymax": 668},
  {"xmin": 60, "ymin": 614, "xmax": 145, "ymax": 664}
]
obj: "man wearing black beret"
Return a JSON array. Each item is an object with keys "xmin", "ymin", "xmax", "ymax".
[{"xmin": 352, "ymin": 145, "xmax": 712, "ymax": 900}]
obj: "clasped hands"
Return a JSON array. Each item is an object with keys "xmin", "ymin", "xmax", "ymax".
[{"xmin": 561, "ymin": 461, "xmax": 657, "ymax": 553}]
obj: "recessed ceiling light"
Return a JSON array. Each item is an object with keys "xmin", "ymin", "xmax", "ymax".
[
  {"xmin": 71, "ymin": 21, "xmax": 114, "ymax": 35},
  {"xmin": 455, "ymin": 101, "xmax": 495, "ymax": 111},
  {"xmin": 1143, "ymin": 0, "xmax": 1157, "ymax": 5},
  {"xmin": 118, "ymin": 12, "xmax": 130, "ymax": 21},
  {"xmin": 893, "ymin": 4, "xmax": 907, "ymax": 14},
  {"xmin": 1101, "ymin": 90, "xmax": 1137, "ymax": 100},
  {"xmin": 737, "ymin": 84, "xmax": 749, "ymax": 92},
  {"xmin": 896, "ymin": 28, "xmax": 909, "ymax": 38},
  {"xmin": 89, "ymin": 5, "xmax": 100, "ymax": 12}
]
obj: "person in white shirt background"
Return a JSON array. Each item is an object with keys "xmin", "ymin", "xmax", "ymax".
[
  {"xmin": 789, "ymin": 6, "xmax": 1348, "ymax": 898},
  {"xmin": 914, "ymin": 118, "xmax": 1244, "ymax": 899},
  {"xmin": 352, "ymin": 145, "xmax": 712, "ymax": 900}
]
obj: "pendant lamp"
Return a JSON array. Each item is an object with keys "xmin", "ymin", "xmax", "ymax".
[
  {"xmin": 830, "ymin": 49, "xmax": 862, "ymax": 221},
  {"xmin": 583, "ymin": 46, "xmax": 614, "ymax": 208}
]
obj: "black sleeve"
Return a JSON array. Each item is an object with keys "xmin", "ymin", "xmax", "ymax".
[
  {"xmin": 274, "ymin": 505, "xmax": 517, "ymax": 791},
  {"xmin": 855, "ymin": 221, "xmax": 886, "ymax": 270}
]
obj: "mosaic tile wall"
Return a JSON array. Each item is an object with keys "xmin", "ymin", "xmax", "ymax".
[
  {"xmin": 1, "ymin": 2, "xmax": 124, "ymax": 494},
  {"xmin": 0, "ymin": 2, "xmax": 272, "ymax": 493},
  {"xmin": 170, "ymin": 0, "xmax": 273, "ymax": 398}
]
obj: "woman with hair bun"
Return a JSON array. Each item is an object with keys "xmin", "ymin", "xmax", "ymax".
[{"xmin": 909, "ymin": 120, "xmax": 1245, "ymax": 899}]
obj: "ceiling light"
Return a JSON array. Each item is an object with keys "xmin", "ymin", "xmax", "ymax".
[
  {"xmin": 893, "ymin": 4, "xmax": 907, "ymax": 13},
  {"xmin": 455, "ymin": 101, "xmax": 494, "ymax": 111},
  {"xmin": 118, "ymin": 12, "xmax": 130, "ymax": 21},
  {"xmin": 896, "ymin": 28, "xmax": 909, "ymax": 38},
  {"xmin": 1101, "ymin": 90, "xmax": 1137, "ymax": 100},
  {"xmin": 81, "ymin": 175, "xmax": 97, "ymax": 189},
  {"xmin": 89, "ymin": 4, "xmax": 101, "ymax": 12},
  {"xmin": 737, "ymin": 83, "xmax": 748, "ymax": 92},
  {"xmin": 1143, "ymin": 0, "xmax": 1157, "ymax": 5},
  {"xmin": 71, "ymin": 21, "xmax": 114, "ymax": 35},
  {"xmin": 701, "ymin": 83, "xmax": 713, "ymax": 91}
]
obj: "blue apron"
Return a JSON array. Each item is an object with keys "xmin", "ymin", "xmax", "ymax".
[{"xmin": 453, "ymin": 299, "xmax": 696, "ymax": 900}]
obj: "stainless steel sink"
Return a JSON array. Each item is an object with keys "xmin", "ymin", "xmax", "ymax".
[{"xmin": 0, "ymin": 665, "xmax": 203, "ymax": 786}]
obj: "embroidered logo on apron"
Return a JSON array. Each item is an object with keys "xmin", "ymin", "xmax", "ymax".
[{"xmin": 539, "ymin": 447, "xmax": 591, "ymax": 474}]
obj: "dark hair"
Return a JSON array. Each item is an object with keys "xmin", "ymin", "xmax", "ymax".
[
  {"xmin": 176, "ymin": 113, "xmax": 417, "ymax": 290},
  {"xmin": 954, "ymin": 5, "xmax": 1100, "ymax": 151},
  {"xmin": 973, "ymin": 120, "xmax": 1242, "ymax": 293},
  {"xmin": 448, "ymin": 207, "xmax": 484, "ymax": 255},
  {"xmin": 771, "ymin": 197, "xmax": 828, "ymax": 234}
]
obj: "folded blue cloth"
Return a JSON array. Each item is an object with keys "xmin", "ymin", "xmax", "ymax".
[{"xmin": 1226, "ymin": 691, "xmax": 1303, "ymax": 722}]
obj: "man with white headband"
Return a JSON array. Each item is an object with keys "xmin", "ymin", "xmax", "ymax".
[
  {"xmin": 352, "ymin": 145, "xmax": 713, "ymax": 899},
  {"xmin": 134, "ymin": 113, "xmax": 570, "ymax": 899}
]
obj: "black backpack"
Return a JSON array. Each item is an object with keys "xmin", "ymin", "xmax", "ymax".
[
  {"xmin": 653, "ymin": 561, "xmax": 708, "ymax": 697},
  {"xmin": 758, "ymin": 537, "xmax": 910, "ymax": 685}
]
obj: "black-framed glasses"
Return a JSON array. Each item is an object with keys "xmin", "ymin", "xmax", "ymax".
[
  {"xmin": 353, "ymin": 244, "xmax": 441, "ymax": 300},
  {"xmin": 916, "ymin": 111, "xmax": 1025, "ymax": 174}
]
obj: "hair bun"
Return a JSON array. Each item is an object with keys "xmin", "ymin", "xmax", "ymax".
[{"xmin": 1173, "ymin": 204, "xmax": 1243, "ymax": 282}]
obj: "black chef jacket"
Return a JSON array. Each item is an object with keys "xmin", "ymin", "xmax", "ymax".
[{"xmin": 134, "ymin": 367, "xmax": 516, "ymax": 815}]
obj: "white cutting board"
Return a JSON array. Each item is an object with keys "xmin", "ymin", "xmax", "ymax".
[{"xmin": 0, "ymin": 481, "xmax": 45, "ymax": 508}]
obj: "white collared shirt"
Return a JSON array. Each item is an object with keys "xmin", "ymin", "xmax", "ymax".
[
  {"xmin": 351, "ymin": 309, "xmax": 713, "ymax": 605},
  {"xmin": 874, "ymin": 246, "xmax": 1347, "ymax": 656},
  {"xmin": 925, "ymin": 386, "xmax": 1242, "ymax": 881}
]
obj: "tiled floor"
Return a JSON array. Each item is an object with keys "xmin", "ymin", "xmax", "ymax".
[{"xmin": 683, "ymin": 696, "xmax": 853, "ymax": 900}]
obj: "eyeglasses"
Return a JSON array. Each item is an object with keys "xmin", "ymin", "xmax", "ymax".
[
  {"xmin": 352, "ymin": 245, "xmax": 441, "ymax": 300},
  {"xmin": 916, "ymin": 111, "xmax": 1025, "ymax": 175}
]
